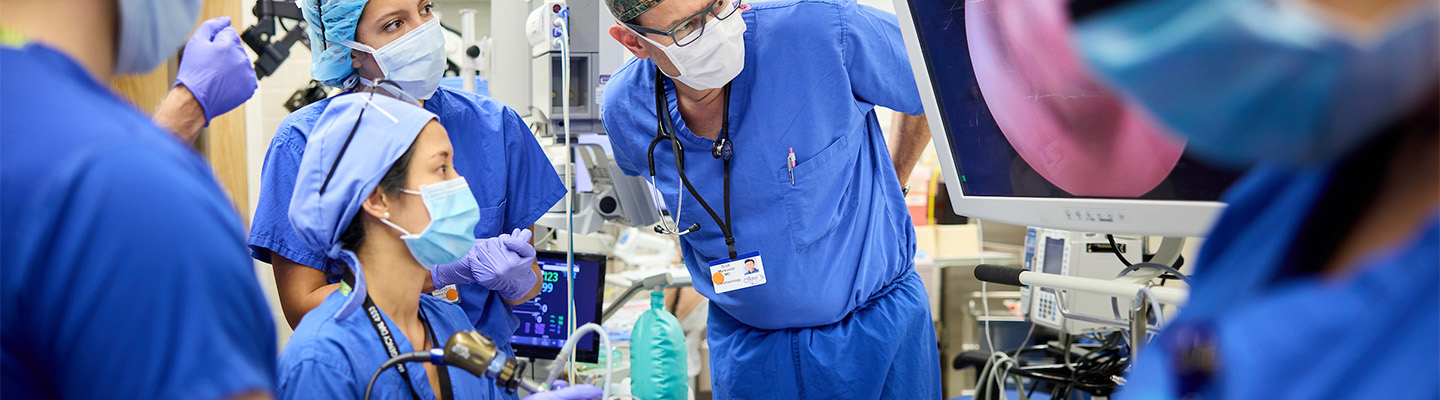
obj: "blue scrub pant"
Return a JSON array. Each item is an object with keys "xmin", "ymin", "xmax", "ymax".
[{"xmin": 706, "ymin": 271, "xmax": 942, "ymax": 399}]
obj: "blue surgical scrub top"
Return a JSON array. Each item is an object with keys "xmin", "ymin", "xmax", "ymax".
[
  {"xmin": 603, "ymin": 0, "xmax": 926, "ymax": 330},
  {"xmin": 1, "ymin": 42, "xmax": 278, "ymax": 398},
  {"xmin": 278, "ymin": 287, "xmax": 502, "ymax": 400},
  {"xmin": 250, "ymin": 86, "xmax": 565, "ymax": 361},
  {"xmin": 601, "ymin": 1, "xmax": 941, "ymax": 398},
  {"xmin": 1118, "ymin": 155, "xmax": 1439, "ymax": 398}
]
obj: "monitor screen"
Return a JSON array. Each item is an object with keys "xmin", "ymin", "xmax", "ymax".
[
  {"xmin": 906, "ymin": 0, "xmax": 1240, "ymax": 201},
  {"xmin": 894, "ymin": 0, "xmax": 1242, "ymax": 236},
  {"xmin": 510, "ymin": 251, "xmax": 607, "ymax": 362},
  {"xmin": 1042, "ymin": 237, "xmax": 1065, "ymax": 276}
]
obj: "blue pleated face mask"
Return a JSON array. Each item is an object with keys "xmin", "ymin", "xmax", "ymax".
[
  {"xmin": 115, "ymin": 0, "xmax": 203, "ymax": 74},
  {"xmin": 1073, "ymin": 0, "xmax": 1439, "ymax": 166},
  {"xmin": 379, "ymin": 177, "xmax": 480, "ymax": 268}
]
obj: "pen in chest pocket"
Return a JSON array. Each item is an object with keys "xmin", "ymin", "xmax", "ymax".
[{"xmin": 788, "ymin": 147, "xmax": 796, "ymax": 185}]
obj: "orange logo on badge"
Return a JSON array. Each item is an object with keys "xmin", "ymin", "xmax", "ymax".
[{"xmin": 712, "ymin": 272, "xmax": 725, "ymax": 285}]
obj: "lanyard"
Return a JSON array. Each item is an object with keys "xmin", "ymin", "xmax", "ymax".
[
  {"xmin": 344, "ymin": 270, "xmax": 454, "ymax": 400},
  {"xmin": 647, "ymin": 69, "xmax": 739, "ymax": 259}
]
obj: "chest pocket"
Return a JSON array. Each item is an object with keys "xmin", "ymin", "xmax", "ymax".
[
  {"xmin": 473, "ymin": 198, "xmax": 507, "ymax": 238},
  {"xmin": 775, "ymin": 134, "xmax": 858, "ymax": 251}
]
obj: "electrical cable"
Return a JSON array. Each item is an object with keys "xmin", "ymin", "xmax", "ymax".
[
  {"xmin": 555, "ymin": 7, "xmax": 578, "ymax": 383},
  {"xmin": 1104, "ymin": 234, "xmax": 1133, "ymax": 267},
  {"xmin": 975, "ymin": 322, "xmax": 1038, "ymax": 400},
  {"xmin": 542, "ymin": 323, "xmax": 612, "ymax": 399},
  {"xmin": 1117, "ymin": 262, "xmax": 1192, "ymax": 285},
  {"xmin": 978, "ymin": 219, "xmax": 996, "ymax": 356},
  {"xmin": 1110, "ymin": 261, "xmax": 1191, "ymax": 323},
  {"xmin": 1137, "ymin": 286, "xmax": 1166, "ymax": 327},
  {"xmin": 1069, "ymin": 332, "xmax": 1129, "ymax": 395},
  {"xmin": 1025, "ymin": 376, "xmax": 1039, "ymax": 399},
  {"xmin": 363, "ymin": 352, "xmax": 432, "ymax": 400},
  {"xmin": 1023, "ymin": 332, "xmax": 1130, "ymax": 398}
]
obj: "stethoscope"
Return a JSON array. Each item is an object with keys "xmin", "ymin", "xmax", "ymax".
[{"xmin": 646, "ymin": 68, "xmax": 740, "ymax": 260}]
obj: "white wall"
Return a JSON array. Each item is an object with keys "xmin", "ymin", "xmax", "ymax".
[
  {"xmin": 435, "ymin": 0, "xmax": 492, "ymax": 39},
  {"xmin": 243, "ymin": 0, "xmax": 320, "ymax": 346}
]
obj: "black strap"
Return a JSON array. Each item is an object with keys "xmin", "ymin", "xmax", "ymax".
[
  {"xmin": 651, "ymin": 69, "xmax": 740, "ymax": 259},
  {"xmin": 419, "ymin": 306, "xmax": 453, "ymax": 400},
  {"xmin": 345, "ymin": 270, "xmax": 452, "ymax": 400},
  {"xmin": 719, "ymin": 86, "xmax": 734, "ymax": 259}
]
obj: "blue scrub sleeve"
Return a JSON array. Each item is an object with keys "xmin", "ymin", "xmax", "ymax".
[
  {"xmin": 277, "ymin": 350, "xmax": 359, "ymax": 399},
  {"xmin": 844, "ymin": 3, "xmax": 925, "ymax": 115},
  {"xmin": 58, "ymin": 148, "xmax": 277, "ymax": 399},
  {"xmin": 599, "ymin": 65, "xmax": 650, "ymax": 179},
  {"xmin": 609, "ymin": 122, "xmax": 645, "ymax": 178},
  {"xmin": 500, "ymin": 108, "xmax": 567, "ymax": 231},
  {"xmin": 248, "ymin": 130, "xmax": 331, "ymax": 270}
]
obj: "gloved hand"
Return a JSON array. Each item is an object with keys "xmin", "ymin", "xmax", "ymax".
[
  {"xmin": 432, "ymin": 229, "xmax": 538, "ymax": 300},
  {"xmin": 174, "ymin": 16, "xmax": 257, "ymax": 125},
  {"xmin": 524, "ymin": 382, "xmax": 602, "ymax": 400}
]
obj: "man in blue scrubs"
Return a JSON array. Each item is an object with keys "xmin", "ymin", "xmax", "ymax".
[
  {"xmin": 1071, "ymin": 0, "xmax": 1438, "ymax": 397},
  {"xmin": 601, "ymin": 0, "xmax": 940, "ymax": 397},
  {"xmin": 0, "ymin": 0, "xmax": 277, "ymax": 398}
]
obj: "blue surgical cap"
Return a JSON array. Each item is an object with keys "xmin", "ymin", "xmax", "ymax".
[
  {"xmin": 289, "ymin": 93, "xmax": 436, "ymax": 320},
  {"xmin": 288, "ymin": 93, "xmax": 437, "ymax": 259},
  {"xmin": 300, "ymin": 0, "xmax": 369, "ymax": 88}
]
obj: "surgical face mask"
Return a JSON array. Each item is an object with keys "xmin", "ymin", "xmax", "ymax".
[
  {"xmin": 114, "ymin": 0, "xmax": 203, "ymax": 74},
  {"xmin": 339, "ymin": 17, "xmax": 447, "ymax": 100},
  {"xmin": 637, "ymin": 4, "xmax": 747, "ymax": 90},
  {"xmin": 1074, "ymin": 0, "xmax": 1439, "ymax": 166},
  {"xmin": 379, "ymin": 177, "xmax": 480, "ymax": 268}
]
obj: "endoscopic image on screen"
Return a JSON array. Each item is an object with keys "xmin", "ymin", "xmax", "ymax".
[{"xmin": 908, "ymin": 0, "xmax": 1242, "ymax": 201}]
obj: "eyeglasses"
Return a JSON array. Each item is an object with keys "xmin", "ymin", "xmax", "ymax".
[
  {"xmin": 318, "ymin": 79, "xmax": 411, "ymax": 194},
  {"xmin": 624, "ymin": 0, "xmax": 743, "ymax": 47}
]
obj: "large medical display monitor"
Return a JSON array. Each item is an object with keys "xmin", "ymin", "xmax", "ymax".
[{"xmin": 893, "ymin": 0, "xmax": 1243, "ymax": 236}]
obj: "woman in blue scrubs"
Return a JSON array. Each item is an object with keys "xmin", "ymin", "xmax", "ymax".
[
  {"xmin": 599, "ymin": 0, "xmax": 940, "ymax": 398},
  {"xmin": 280, "ymin": 93, "xmax": 600, "ymax": 400},
  {"xmin": 250, "ymin": 0, "xmax": 566, "ymax": 370},
  {"xmin": 1071, "ymin": 0, "xmax": 1438, "ymax": 397}
]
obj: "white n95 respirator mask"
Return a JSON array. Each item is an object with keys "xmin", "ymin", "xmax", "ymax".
[
  {"xmin": 339, "ymin": 17, "xmax": 447, "ymax": 100},
  {"xmin": 637, "ymin": 4, "xmax": 747, "ymax": 90}
]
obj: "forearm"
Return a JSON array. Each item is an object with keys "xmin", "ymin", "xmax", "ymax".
[
  {"xmin": 888, "ymin": 112, "xmax": 931, "ymax": 185},
  {"xmin": 153, "ymin": 85, "xmax": 207, "ymax": 142}
]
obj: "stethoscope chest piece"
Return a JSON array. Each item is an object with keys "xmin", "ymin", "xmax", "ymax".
[{"xmin": 712, "ymin": 138, "xmax": 733, "ymax": 160}]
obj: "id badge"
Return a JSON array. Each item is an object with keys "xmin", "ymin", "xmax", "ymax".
[
  {"xmin": 709, "ymin": 252, "xmax": 765, "ymax": 294},
  {"xmin": 431, "ymin": 284, "xmax": 461, "ymax": 304}
]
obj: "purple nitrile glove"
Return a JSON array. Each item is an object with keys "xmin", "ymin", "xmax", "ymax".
[
  {"xmin": 174, "ymin": 16, "xmax": 257, "ymax": 125},
  {"xmin": 432, "ymin": 229, "xmax": 538, "ymax": 300},
  {"xmin": 524, "ymin": 382, "xmax": 602, "ymax": 400}
]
